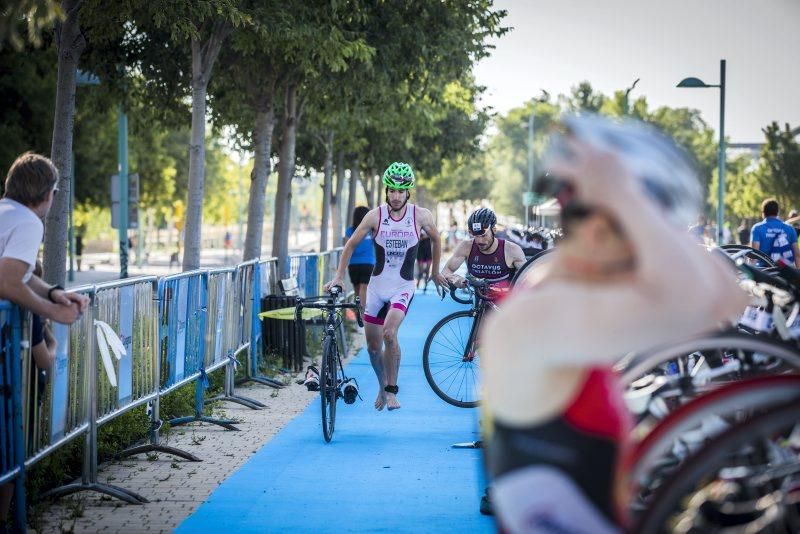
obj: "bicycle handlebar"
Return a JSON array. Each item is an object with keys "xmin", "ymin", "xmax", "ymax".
[
  {"xmin": 737, "ymin": 261, "xmax": 793, "ymax": 293},
  {"xmin": 447, "ymin": 274, "xmax": 495, "ymax": 304},
  {"xmin": 294, "ymin": 286, "xmax": 364, "ymax": 327}
]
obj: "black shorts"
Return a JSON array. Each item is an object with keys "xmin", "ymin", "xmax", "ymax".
[{"xmin": 348, "ymin": 264, "xmax": 373, "ymax": 286}]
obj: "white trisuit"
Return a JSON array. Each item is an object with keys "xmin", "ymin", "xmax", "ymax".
[{"xmin": 363, "ymin": 203, "xmax": 420, "ymax": 325}]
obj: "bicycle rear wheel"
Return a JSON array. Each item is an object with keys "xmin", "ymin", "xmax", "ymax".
[
  {"xmin": 511, "ymin": 248, "xmax": 554, "ymax": 288},
  {"xmin": 320, "ymin": 335, "xmax": 338, "ymax": 442},
  {"xmin": 423, "ymin": 310, "xmax": 481, "ymax": 408},
  {"xmin": 634, "ymin": 398, "xmax": 800, "ymax": 533},
  {"xmin": 627, "ymin": 376, "xmax": 800, "ymax": 518}
]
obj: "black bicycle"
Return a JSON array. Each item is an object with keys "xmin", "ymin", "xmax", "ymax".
[
  {"xmin": 295, "ymin": 286, "xmax": 363, "ymax": 442},
  {"xmin": 422, "ymin": 275, "xmax": 499, "ymax": 408}
]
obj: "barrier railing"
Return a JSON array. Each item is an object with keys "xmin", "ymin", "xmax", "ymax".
[
  {"xmin": 204, "ymin": 267, "xmax": 266, "ymax": 410},
  {"xmin": 7, "ymin": 248, "xmax": 356, "ymax": 528},
  {"xmin": 1, "ymin": 300, "xmax": 26, "ymax": 531},
  {"xmin": 241, "ymin": 259, "xmax": 284, "ymax": 388},
  {"xmin": 155, "ymin": 270, "xmax": 238, "ymax": 431},
  {"xmin": 41, "ymin": 281, "xmax": 158, "ymax": 504}
]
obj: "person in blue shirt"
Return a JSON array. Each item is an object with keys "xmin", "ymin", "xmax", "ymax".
[
  {"xmin": 750, "ymin": 198, "xmax": 800, "ymax": 266},
  {"xmin": 344, "ymin": 206, "xmax": 376, "ymax": 307}
]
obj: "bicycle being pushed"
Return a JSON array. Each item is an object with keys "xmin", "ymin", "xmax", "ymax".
[
  {"xmin": 295, "ymin": 286, "xmax": 364, "ymax": 442},
  {"xmin": 423, "ymin": 274, "xmax": 501, "ymax": 408}
]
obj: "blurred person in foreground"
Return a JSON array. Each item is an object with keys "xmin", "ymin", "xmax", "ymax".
[{"xmin": 481, "ymin": 116, "xmax": 748, "ymax": 533}]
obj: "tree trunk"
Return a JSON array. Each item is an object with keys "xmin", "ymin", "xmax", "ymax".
[
  {"xmin": 361, "ymin": 167, "xmax": 372, "ymax": 207},
  {"xmin": 319, "ymin": 129, "xmax": 334, "ymax": 252},
  {"xmin": 331, "ymin": 150, "xmax": 345, "ymax": 246},
  {"xmin": 272, "ymin": 84, "xmax": 299, "ymax": 277},
  {"xmin": 43, "ymin": 0, "xmax": 85, "ymax": 286},
  {"xmin": 242, "ymin": 101, "xmax": 275, "ymax": 261},
  {"xmin": 347, "ymin": 158, "xmax": 359, "ymax": 217},
  {"xmin": 372, "ymin": 171, "xmax": 381, "ymax": 208},
  {"xmin": 182, "ymin": 24, "xmax": 230, "ymax": 271}
]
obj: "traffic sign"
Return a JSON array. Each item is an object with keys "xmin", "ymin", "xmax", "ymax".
[
  {"xmin": 523, "ymin": 191, "xmax": 535, "ymax": 207},
  {"xmin": 111, "ymin": 173, "xmax": 139, "ymax": 229}
]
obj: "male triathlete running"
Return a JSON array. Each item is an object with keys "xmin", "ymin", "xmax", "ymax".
[
  {"xmin": 325, "ymin": 162, "xmax": 445, "ymax": 411},
  {"xmin": 481, "ymin": 115, "xmax": 748, "ymax": 532},
  {"xmin": 440, "ymin": 208, "xmax": 526, "ymax": 299}
]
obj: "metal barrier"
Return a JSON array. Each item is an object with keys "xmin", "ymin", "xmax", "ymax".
[
  {"xmin": 204, "ymin": 268, "xmax": 266, "ymax": 410},
  {"xmin": 6, "ymin": 248, "xmax": 355, "ymax": 524},
  {"xmin": 289, "ymin": 252, "xmax": 324, "ymax": 298},
  {"xmin": 21, "ymin": 289, "xmax": 92, "ymax": 471},
  {"xmin": 1, "ymin": 300, "xmax": 26, "ymax": 530},
  {"xmin": 41, "ymin": 281, "xmax": 158, "ymax": 504},
  {"xmin": 153, "ymin": 270, "xmax": 238, "ymax": 431}
]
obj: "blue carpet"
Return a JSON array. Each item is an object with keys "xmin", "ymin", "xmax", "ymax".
[{"xmin": 177, "ymin": 290, "xmax": 493, "ymax": 533}]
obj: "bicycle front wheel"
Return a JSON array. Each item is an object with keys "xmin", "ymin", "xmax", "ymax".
[
  {"xmin": 423, "ymin": 310, "xmax": 481, "ymax": 408},
  {"xmin": 320, "ymin": 335, "xmax": 338, "ymax": 442}
]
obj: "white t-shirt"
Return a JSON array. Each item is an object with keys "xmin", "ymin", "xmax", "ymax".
[{"xmin": 0, "ymin": 198, "xmax": 43, "ymax": 283}]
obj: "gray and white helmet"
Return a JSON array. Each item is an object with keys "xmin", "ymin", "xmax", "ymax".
[{"xmin": 546, "ymin": 114, "xmax": 703, "ymax": 227}]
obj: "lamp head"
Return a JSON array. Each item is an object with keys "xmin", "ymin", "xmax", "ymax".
[{"xmin": 677, "ymin": 77, "xmax": 710, "ymax": 88}]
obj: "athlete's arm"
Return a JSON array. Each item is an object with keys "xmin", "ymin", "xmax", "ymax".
[
  {"xmin": 504, "ymin": 241, "xmax": 527, "ymax": 270},
  {"xmin": 792, "ymin": 243, "xmax": 800, "ymax": 268},
  {"xmin": 441, "ymin": 240, "xmax": 470, "ymax": 276},
  {"xmin": 548, "ymin": 137, "xmax": 749, "ymax": 336},
  {"xmin": 417, "ymin": 208, "xmax": 446, "ymax": 288},
  {"xmin": 325, "ymin": 209, "xmax": 378, "ymax": 291},
  {"xmin": 441, "ymin": 240, "xmax": 471, "ymax": 287}
]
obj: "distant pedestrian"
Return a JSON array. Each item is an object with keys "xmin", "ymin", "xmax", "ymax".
[
  {"xmin": 343, "ymin": 206, "xmax": 375, "ymax": 309},
  {"xmin": 787, "ymin": 209, "xmax": 800, "ymax": 242},
  {"xmin": 737, "ymin": 218, "xmax": 750, "ymax": 246},
  {"xmin": 416, "ymin": 228, "xmax": 433, "ymax": 292},
  {"xmin": 750, "ymin": 198, "xmax": 800, "ymax": 266},
  {"xmin": 75, "ymin": 232, "xmax": 83, "ymax": 271},
  {"xmin": 688, "ymin": 215, "xmax": 708, "ymax": 244}
]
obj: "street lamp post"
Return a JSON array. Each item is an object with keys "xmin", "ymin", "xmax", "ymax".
[
  {"xmin": 526, "ymin": 112, "xmax": 534, "ymax": 227},
  {"xmin": 677, "ymin": 59, "xmax": 727, "ymax": 244},
  {"xmin": 71, "ymin": 70, "xmax": 100, "ymax": 282}
]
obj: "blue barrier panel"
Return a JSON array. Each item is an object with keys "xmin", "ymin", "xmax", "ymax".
[
  {"xmin": 117, "ymin": 284, "xmax": 134, "ymax": 405},
  {"xmin": 250, "ymin": 261, "xmax": 261, "ymax": 380},
  {"xmin": 49, "ymin": 322, "xmax": 71, "ymax": 441},
  {"xmin": 303, "ymin": 255, "xmax": 318, "ymax": 297},
  {"xmin": 157, "ymin": 271, "xmax": 238, "ymax": 432},
  {"xmin": 0, "ymin": 300, "xmax": 26, "ymax": 531},
  {"xmin": 158, "ymin": 271, "xmax": 207, "ymax": 392},
  {"xmin": 202, "ymin": 268, "xmax": 265, "ymax": 411},
  {"xmin": 90, "ymin": 279, "xmax": 159, "ymax": 424}
]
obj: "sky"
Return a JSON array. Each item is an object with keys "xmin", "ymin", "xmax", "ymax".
[{"xmin": 473, "ymin": 0, "xmax": 800, "ymax": 143}]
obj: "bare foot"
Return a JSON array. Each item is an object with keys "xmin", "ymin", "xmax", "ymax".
[
  {"xmin": 374, "ymin": 391, "xmax": 386, "ymax": 411},
  {"xmin": 385, "ymin": 392, "xmax": 401, "ymax": 411}
]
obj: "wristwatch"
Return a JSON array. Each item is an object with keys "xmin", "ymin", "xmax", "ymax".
[{"xmin": 47, "ymin": 284, "xmax": 64, "ymax": 303}]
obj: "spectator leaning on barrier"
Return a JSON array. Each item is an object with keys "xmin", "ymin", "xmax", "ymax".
[
  {"xmin": 0, "ymin": 152, "xmax": 89, "ymax": 323},
  {"xmin": 0, "ymin": 153, "xmax": 89, "ymax": 533},
  {"xmin": 750, "ymin": 198, "xmax": 800, "ymax": 267}
]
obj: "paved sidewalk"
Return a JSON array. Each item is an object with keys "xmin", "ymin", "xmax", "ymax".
[{"xmin": 33, "ymin": 370, "xmax": 328, "ymax": 533}]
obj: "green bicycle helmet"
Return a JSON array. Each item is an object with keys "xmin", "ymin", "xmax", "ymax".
[{"xmin": 382, "ymin": 162, "xmax": 415, "ymax": 190}]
